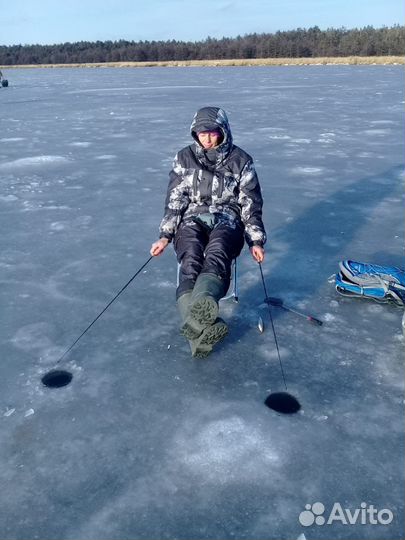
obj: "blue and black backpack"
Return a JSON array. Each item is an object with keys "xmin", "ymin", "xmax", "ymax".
[{"xmin": 335, "ymin": 260, "xmax": 405, "ymax": 306}]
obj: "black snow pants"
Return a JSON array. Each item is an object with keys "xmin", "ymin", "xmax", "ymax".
[{"xmin": 174, "ymin": 215, "xmax": 245, "ymax": 299}]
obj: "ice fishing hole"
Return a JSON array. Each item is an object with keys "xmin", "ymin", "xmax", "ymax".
[
  {"xmin": 265, "ymin": 392, "xmax": 301, "ymax": 414},
  {"xmin": 42, "ymin": 370, "xmax": 73, "ymax": 388}
]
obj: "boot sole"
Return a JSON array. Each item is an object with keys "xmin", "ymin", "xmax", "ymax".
[
  {"xmin": 181, "ymin": 297, "xmax": 218, "ymax": 340},
  {"xmin": 192, "ymin": 321, "xmax": 228, "ymax": 358}
]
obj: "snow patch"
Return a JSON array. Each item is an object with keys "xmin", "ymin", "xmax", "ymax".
[
  {"xmin": 291, "ymin": 166, "xmax": 324, "ymax": 175},
  {"xmin": 68, "ymin": 85, "xmax": 211, "ymax": 94},
  {"xmin": 50, "ymin": 222, "xmax": 66, "ymax": 231},
  {"xmin": 69, "ymin": 141, "xmax": 92, "ymax": 147},
  {"xmin": 0, "ymin": 155, "xmax": 72, "ymax": 170},
  {"xmin": 172, "ymin": 414, "xmax": 279, "ymax": 482},
  {"xmin": 0, "ymin": 194, "xmax": 18, "ymax": 202},
  {"xmin": 290, "ymin": 138, "xmax": 311, "ymax": 144},
  {"xmin": 363, "ymin": 129, "xmax": 391, "ymax": 136},
  {"xmin": 268, "ymin": 134, "xmax": 291, "ymax": 140},
  {"xmin": 11, "ymin": 322, "xmax": 54, "ymax": 352}
]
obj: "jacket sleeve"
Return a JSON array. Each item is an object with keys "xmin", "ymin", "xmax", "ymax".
[
  {"xmin": 158, "ymin": 154, "xmax": 191, "ymax": 241},
  {"xmin": 237, "ymin": 160, "xmax": 267, "ymax": 247}
]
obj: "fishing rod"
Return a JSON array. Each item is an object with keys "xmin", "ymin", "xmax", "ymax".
[
  {"xmin": 264, "ymin": 296, "xmax": 323, "ymax": 326},
  {"xmin": 42, "ymin": 255, "xmax": 154, "ymax": 388},
  {"xmin": 55, "ymin": 255, "xmax": 154, "ymax": 366}
]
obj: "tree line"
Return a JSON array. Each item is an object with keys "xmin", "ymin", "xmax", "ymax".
[{"xmin": 1, "ymin": 25, "xmax": 404, "ymax": 65}]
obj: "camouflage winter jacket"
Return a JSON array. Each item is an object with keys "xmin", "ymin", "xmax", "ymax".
[{"xmin": 159, "ymin": 107, "xmax": 266, "ymax": 247}]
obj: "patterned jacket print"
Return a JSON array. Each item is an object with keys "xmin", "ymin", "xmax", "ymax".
[{"xmin": 159, "ymin": 107, "xmax": 266, "ymax": 247}]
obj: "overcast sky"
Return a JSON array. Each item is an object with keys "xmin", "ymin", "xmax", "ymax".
[{"xmin": 1, "ymin": 0, "xmax": 404, "ymax": 46}]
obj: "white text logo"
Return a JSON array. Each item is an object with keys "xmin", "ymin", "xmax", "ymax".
[{"xmin": 299, "ymin": 502, "xmax": 394, "ymax": 527}]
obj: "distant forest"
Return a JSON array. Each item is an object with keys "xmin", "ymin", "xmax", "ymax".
[{"xmin": 1, "ymin": 25, "xmax": 404, "ymax": 65}]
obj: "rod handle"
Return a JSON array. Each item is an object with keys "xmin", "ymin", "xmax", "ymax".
[{"xmin": 308, "ymin": 316, "xmax": 323, "ymax": 326}]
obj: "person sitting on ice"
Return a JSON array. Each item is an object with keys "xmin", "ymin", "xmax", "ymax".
[{"xmin": 150, "ymin": 106, "xmax": 266, "ymax": 358}]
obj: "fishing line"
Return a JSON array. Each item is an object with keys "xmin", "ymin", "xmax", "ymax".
[
  {"xmin": 258, "ymin": 262, "xmax": 301, "ymax": 414},
  {"xmin": 42, "ymin": 255, "xmax": 153, "ymax": 388},
  {"xmin": 259, "ymin": 263, "xmax": 287, "ymax": 391}
]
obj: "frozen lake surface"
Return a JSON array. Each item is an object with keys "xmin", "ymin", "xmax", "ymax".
[{"xmin": 1, "ymin": 65, "xmax": 404, "ymax": 539}]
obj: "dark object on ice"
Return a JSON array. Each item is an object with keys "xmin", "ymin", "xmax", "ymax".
[
  {"xmin": 42, "ymin": 370, "xmax": 73, "ymax": 388},
  {"xmin": 264, "ymin": 296, "xmax": 323, "ymax": 326},
  {"xmin": 264, "ymin": 392, "xmax": 301, "ymax": 414},
  {"xmin": 1, "ymin": 80, "xmax": 8, "ymax": 87}
]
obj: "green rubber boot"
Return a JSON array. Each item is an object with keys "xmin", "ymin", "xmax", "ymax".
[
  {"xmin": 180, "ymin": 273, "xmax": 227, "ymax": 340},
  {"xmin": 177, "ymin": 290, "xmax": 228, "ymax": 358},
  {"xmin": 191, "ymin": 319, "xmax": 228, "ymax": 358}
]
